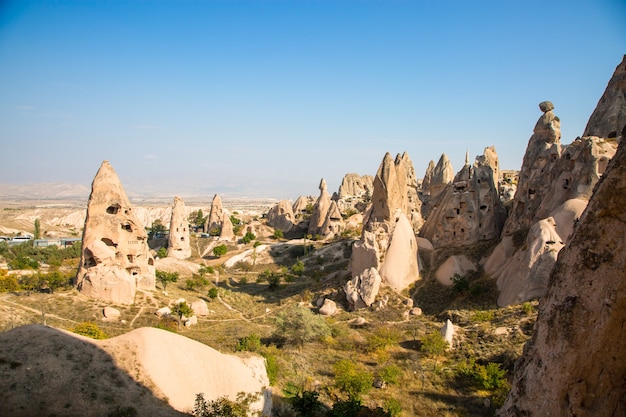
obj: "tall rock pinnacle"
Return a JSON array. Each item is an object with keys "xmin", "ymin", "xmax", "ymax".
[
  {"xmin": 75, "ymin": 161, "xmax": 155, "ymax": 304},
  {"xmin": 167, "ymin": 196, "xmax": 191, "ymax": 259}
]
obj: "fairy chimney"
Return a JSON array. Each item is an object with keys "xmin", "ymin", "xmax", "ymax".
[
  {"xmin": 75, "ymin": 161, "xmax": 155, "ymax": 305},
  {"xmin": 167, "ymin": 196, "xmax": 191, "ymax": 260}
]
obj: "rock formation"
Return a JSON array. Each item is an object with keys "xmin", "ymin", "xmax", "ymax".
[
  {"xmin": 219, "ymin": 212, "xmax": 235, "ymax": 241},
  {"xmin": 266, "ymin": 200, "xmax": 296, "ymax": 232},
  {"xmin": 292, "ymin": 195, "xmax": 314, "ymax": 217},
  {"xmin": 583, "ymin": 55, "xmax": 626, "ymax": 138},
  {"xmin": 421, "ymin": 160, "xmax": 435, "ymax": 194},
  {"xmin": 420, "ymin": 147, "xmax": 506, "ymax": 248},
  {"xmin": 428, "ymin": 153, "xmax": 455, "ymax": 200},
  {"xmin": 308, "ymin": 178, "xmax": 332, "ymax": 236},
  {"xmin": 319, "ymin": 200, "xmax": 344, "ymax": 239},
  {"xmin": 167, "ymin": 196, "xmax": 191, "ymax": 260},
  {"xmin": 75, "ymin": 161, "xmax": 155, "ymax": 305},
  {"xmin": 488, "ymin": 99, "xmax": 619, "ymax": 306},
  {"xmin": 348, "ymin": 152, "xmax": 420, "ymax": 307},
  {"xmin": 204, "ymin": 194, "xmax": 224, "ymax": 234},
  {"xmin": 497, "ymin": 135, "xmax": 626, "ymax": 417},
  {"xmin": 337, "ymin": 173, "xmax": 374, "ymax": 199}
]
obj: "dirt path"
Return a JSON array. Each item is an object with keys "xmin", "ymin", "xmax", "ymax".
[{"xmin": 0, "ymin": 294, "xmax": 80, "ymax": 325}]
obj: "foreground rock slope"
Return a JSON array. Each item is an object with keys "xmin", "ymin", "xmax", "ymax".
[
  {"xmin": 497, "ymin": 138, "xmax": 626, "ymax": 417},
  {"xmin": 0, "ymin": 325, "xmax": 271, "ymax": 416}
]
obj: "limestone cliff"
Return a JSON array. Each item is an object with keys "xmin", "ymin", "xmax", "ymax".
[{"xmin": 497, "ymin": 133, "xmax": 626, "ymax": 417}]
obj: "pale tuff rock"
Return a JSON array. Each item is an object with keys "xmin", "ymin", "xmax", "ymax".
[
  {"xmin": 435, "ymin": 255, "xmax": 477, "ymax": 286},
  {"xmin": 428, "ymin": 153, "xmax": 455, "ymax": 200},
  {"xmin": 191, "ymin": 299, "xmax": 209, "ymax": 317},
  {"xmin": 345, "ymin": 267, "xmax": 382, "ymax": 310},
  {"xmin": 420, "ymin": 147, "xmax": 506, "ymax": 248},
  {"xmin": 440, "ymin": 319, "xmax": 455, "ymax": 348},
  {"xmin": 497, "ymin": 136, "xmax": 626, "ymax": 417},
  {"xmin": 156, "ymin": 306, "xmax": 171, "ymax": 317},
  {"xmin": 75, "ymin": 161, "xmax": 155, "ymax": 305},
  {"xmin": 319, "ymin": 200, "xmax": 344, "ymax": 239},
  {"xmin": 318, "ymin": 299, "xmax": 338, "ymax": 316},
  {"xmin": 103, "ymin": 306, "xmax": 121, "ymax": 320},
  {"xmin": 292, "ymin": 195, "xmax": 314, "ymax": 217},
  {"xmin": 583, "ymin": 55, "xmax": 626, "ymax": 139},
  {"xmin": 399, "ymin": 152, "xmax": 425, "ymax": 232},
  {"xmin": 421, "ymin": 160, "xmax": 435, "ymax": 193},
  {"xmin": 308, "ymin": 178, "xmax": 332, "ymax": 236},
  {"xmin": 266, "ymin": 200, "xmax": 296, "ymax": 232},
  {"xmin": 219, "ymin": 212, "xmax": 235, "ymax": 241},
  {"xmin": 204, "ymin": 194, "xmax": 224, "ymax": 234},
  {"xmin": 167, "ymin": 196, "xmax": 191, "ymax": 260},
  {"xmin": 490, "ymin": 98, "xmax": 619, "ymax": 306},
  {"xmin": 348, "ymin": 152, "xmax": 421, "ymax": 308},
  {"xmin": 378, "ymin": 211, "xmax": 419, "ymax": 292},
  {"xmin": 337, "ymin": 173, "xmax": 374, "ymax": 199}
]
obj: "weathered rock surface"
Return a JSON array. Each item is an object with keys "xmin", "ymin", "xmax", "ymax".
[
  {"xmin": 103, "ymin": 306, "xmax": 121, "ymax": 320},
  {"xmin": 318, "ymin": 299, "xmax": 338, "ymax": 316},
  {"xmin": 497, "ymin": 133, "xmax": 626, "ymax": 417},
  {"xmin": 583, "ymin": 55, "xmax": 626, "ymax": 138},
  {"xmin": 345, "ymin": 267, "xmax": 382, "ymax": 310},
  {"xmin": 490, "ymin": 99, "xmax": 619, "ymax": 306},
  {"xmin": 167, "ymin": 196, "xmax": 191, "ymax": 260},
  {"xmin": 435, "ymin": 255, "xmax": 477, "ymax": 286},
  {"xmin": 319, "ymin": 200, "xmax": 344, "ymax": 239},
  {"xmin": 219, "ymin": 212, "xmax": 235, "ymax": 241},
  {"xmin": 204, "ymin": 194, "xmax": 224, "ymax": 234},
  {"xmin": 191, "ymin": 299, "xmax": 209, "ymax": 317},
  {"xmin": 420, "ymin": 147, "xmax": 506, "ymax": 248},
  {"xmin": 337, "ymin": 173, "xmax": 374, "ymax": 199},
  {"xmin": 428, "ymin": 153, "xmax": 455, "ymax": 200},
  {"xmin": 421, "ymin": 160, "xmax": 435, "ymax": 194},
  {"xmin": 440, "ymin": 319, "xmax": 455, "ymax": 348},
  {"xmin": 75, "ymin": 161, "xmax": 155, "ymax": 305},
  {"xmin": 308, "ymin": 179, "xmax": 332, "ymax": 236},
  {"xmin": 266, "ymin": 200, "xmax": 296, "ymax": 232},
  {"xmin": 348, "ymin": 152, "xmax": 421, "ymax": 307}
]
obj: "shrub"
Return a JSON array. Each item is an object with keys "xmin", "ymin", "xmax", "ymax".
[
  {"xmin": 290, "ymin": 390, "xmax": 326, "ymax": 417},
  {"xmin": 384, "ymin": 398, "xmax": 402, "ymax": 417},
  {"xmin": 213, "ymin": 244, "xmax": 228, "ymax": 258},
  {"xmin": 207, "ymin": 287, "xmax": 218, "ymax": 299},
  {"xmin": 0, "ymin": 271, "xmax": 19, "ymax": 292},
  {"xmin": 193, "ymin": 392, "xmax": 259, "ymax": 417},
  {"xmin": 186, "ymin": 274, "xmax": 210, "ymax": 291},
  {"xmin": 9, "ymin": 255, "xmax": 39, "ymax": 270},
  {"xmin": 272, "ymin": 229, "xmax": 284, "ymax": 239},
  {"xmin": 366, "ymin": 327, "xmax": 401, "ymax": 353},
  {"xmin": 267, "ymin": 273, "xmax": 281, "ymax": 291},
  {"xmin": 290, "ymin": 259, "xmax": 305, "ymax": 276},
  {"xmin": 274, "ymin": 305, "xmax": 331, "ymax": 347},
  {"xmin": 378, "ymin": 364, "xmax": 402, "ymax": 385},
  {"xmin": 333, "ymin": 359, "xmax": 374, "ymax": 400},
  {"xmin": 156, "ymin": 247, "xmax": 167, "ymax": 258},
  {"xmin": 236, "ymin": 333, "xmax": 261, "ymax": 352},
  {"xmin": 72, "ymin": 322, "xmax": 108, "ymax": 339},
  {"xmin": 521, "ymin": 301, "xmax": 534, "ymax": 315},
  {"xmin": 420, "ymin": 330, "xmax": 448, "ymax": 357},
  {"xmin": 471, "ymin": 310, "xmax": 495, "ymax": 322},
  {"xmin": 261, "ymin": 348, "xmax": 279, "ymax": 385},
  {"xmin": 451, "ymin": 273, "xmax": 470, "ymax": 293},
  {"xmin": 241, "ymin": 232, "xmax": 256, "ymax": 244}
]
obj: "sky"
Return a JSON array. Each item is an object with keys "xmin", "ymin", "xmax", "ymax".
[{"xmin": 0, "ymin": 0, "xmax": 624, "ymax": 200}]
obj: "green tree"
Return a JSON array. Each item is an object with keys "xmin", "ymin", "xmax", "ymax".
[
  {"xmin": 333, "ymin": 359, "xmax": 374, "ymax": 400},
  {"xmin": 272, "ymin": 229, "xmax": 283, "ymax": 239},
  {"xmin": 213, "ymin": 244, "xmax": 228, "ymax": 258},
  {"xmin": 156, "ymin": 247, "xmax": 167, "ymax": 258},
  {"xmin": 420, "ymin": 330, "xmax": 448, "ymax": 357},
  {"xmin": 235, "ymin": 333, "xmax": 261, "ymax": 352},
  {"xmin": 148, "ymin": 219, "xmax": 167, "ymax": 239},
  {"xmin": 34, "ymin": 218, "xmax": 41, "ymax": 240},
  {"xmin": 274, "ymin": 305, "xmax": 331, "ymax": 347},
  {"xmin": 156, "ymin": 270, "xmax": 178, "ymax": 291},
  {"xmin": 241, "ymin": 231, "xmax": 256, "ymax": 244},
  {"xmin": 171, "ymin": 301, "xmax": 194, "ymax": 327},
  {"xmin": 188, "ymin": 209, "xmax": 207, "ymax": 230},
  {"xmin": 207, "ymin": 287, "xmax": 218, "ymax": 299}
]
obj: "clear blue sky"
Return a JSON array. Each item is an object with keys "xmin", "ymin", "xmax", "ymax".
[{"xmin": 0, "ymin": 0, "xmax": 624, "ymax": 199}]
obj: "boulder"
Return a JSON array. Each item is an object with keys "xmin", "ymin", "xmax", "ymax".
[
  {"xmin": 318, "ymin": 299, "xmax": 337, "ymax": 316},
  {"xmin": 74, "ymin": 161, "xmax": 155, "ymax": 305},
  {"xmin": 167, "ymin": 196, "xmax": 191, "ymax": 260},
  {"xmin": 103, "ymin": 306, "xmax": 121, "ymax": 320},
  {"xmin": 183, "ymin": 315, "xmax": 198, "ymax": 327},
  {"xmin": 440, "ymin": 319, "xmax": 455, "ymax": 348},
  {"xmin": 156, "ymin": 306, "xmax": 171, "ymax": 317},
  {"xmin": 191, "ymin": 299, "xmax": 209, "ymax": 317},
  {"xmin": 345, "ymin": 267, "xmax": 381, "ymax": 310}
]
